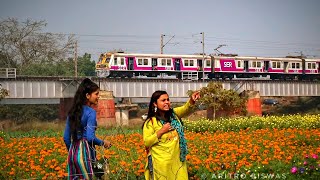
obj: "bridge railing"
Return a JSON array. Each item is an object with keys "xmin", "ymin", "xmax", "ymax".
[{"xmin": 0, "ymin": 68, "xmax": 16, "ymax": 79}]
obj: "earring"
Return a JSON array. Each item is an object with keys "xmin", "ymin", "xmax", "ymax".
[{"xmin": 154, "ymin": 107, "xmax": 157, "ymax": 112}]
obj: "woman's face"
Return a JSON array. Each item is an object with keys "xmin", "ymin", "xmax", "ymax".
[
  {"xmin": 86, "ymin": 89, "xmax": 100, "ymax": 105},
  {"xmin": 154, "ymin": 94, "xmax": 171, "ymax": 112}
]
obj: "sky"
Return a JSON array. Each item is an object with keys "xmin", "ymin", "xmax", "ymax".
[{"xmin": 1, "ymin": 0, "xmax": 320, "ymax": 61}]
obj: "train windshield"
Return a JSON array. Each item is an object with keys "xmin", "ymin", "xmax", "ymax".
[{"xmin": 96, "ymin": 53, "xmax": 112, "ymax": 70}]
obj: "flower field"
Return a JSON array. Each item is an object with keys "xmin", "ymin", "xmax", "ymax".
[{"xmin": 1, "ymin": 114, "xmax": 320, "ymax": 179}]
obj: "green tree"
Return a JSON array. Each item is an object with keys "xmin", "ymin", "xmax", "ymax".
[
  {"xmin": 21, "ymin": 59, "xmax": 75, "ymax": 76},
  {"xmin": 77, "ymin": 53, "xmax": 96, "ymax": 76},
  {"xmin": 0, "ymin": 84, "xmax": 9, "ymax": 101},
  {"xmin": 188, "ymin": 82, "xmax": 247, "ymax": 119}
]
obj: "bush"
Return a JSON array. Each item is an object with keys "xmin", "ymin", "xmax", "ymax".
[
  {"xmin": 0, "ymin": 104, "xmax": 59, "ymax": 123},
  {"xmin": 184, "ymin": 114, "xmax": 320, "ymax": 133}
]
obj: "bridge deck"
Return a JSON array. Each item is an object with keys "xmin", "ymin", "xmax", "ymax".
[{"xmin": 0, "ymin": 77, "xmax": 319, "ymax": 104}]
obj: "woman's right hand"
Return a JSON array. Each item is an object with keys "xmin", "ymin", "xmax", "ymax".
[{"xmin": 157, "ymin": 123, "xmax": 172, "ymax": 138}]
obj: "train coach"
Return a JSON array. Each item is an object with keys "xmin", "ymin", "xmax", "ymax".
[{"xmin": 95, "ymin": 52, "xmax": 320, "ymax": 80}]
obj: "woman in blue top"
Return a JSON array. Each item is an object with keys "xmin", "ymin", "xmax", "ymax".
[{"xmin": 63, "ymin": 78, "xmax": 111, "ymax": 179}]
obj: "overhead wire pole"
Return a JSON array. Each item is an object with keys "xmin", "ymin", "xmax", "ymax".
[
  {"xmin": 201, "ymin": 32, "xmax": 205, "ymax": 81},
  {"xmin": 74, "ymin": 40, "xmax": 78, "ymax": 77},
  {"xmin": 160, "ymin": 34, "xmax": 164, "ymax": 54},
  {"xmin": 160, "ymin": 34, "xmax": 175, "ymax": 54}
]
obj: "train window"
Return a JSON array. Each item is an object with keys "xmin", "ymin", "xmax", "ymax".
[
  {"xmin": 161, "ymin": 59, "xmax": 166, "ymax": 65},
  {"xmin": 114, "ymin": 57, "xmax": 118, "ymax": 65},
  {"xmin": 257, "ymin": 62, "xmax": 261, "ymax": 67},
  {"xmin": 307, "ymin": 63, "xmax": 316, "ymax": 69},
  {"xmin": 237, "ymin": 61, "xmax": 241, "ymax": 68},
  {"xmin": 272, "ymin": 61, "xmax": 281, "ymax": 68},
  {"xmin": 120, "ymin": 58, "xmax": 125, "ymax": 65},
  {"xmin": 206, "ymin": 60, "xmax": 210, "ymax": 67},
  {"xmin": 137, "ymin": 58, "xmax": 149, "ymax": 66},
  {"xmin": 160, "ymin": 58, "xmax": 171, "ymax": 66},
  {"xmin": 184, "ymin": 59, "xmax": 195, "ymax": 66},
  {"xmin": 143, "ymin": 59, "xmax": 148, "ymax": 65},
  {"xmin": 251, "ymin": 61, "xmax": 262, "ymax": 68},
  {"xmin": 190, "ymin": 60, "xmax": 194, "ymax": 66},
  {"xmin": 291, "ymin": 62, "xmax": 300, "ymax": 69},
  {"xmin": 252, "ymin": 61, "xmax": 256, "ymax": 67}
]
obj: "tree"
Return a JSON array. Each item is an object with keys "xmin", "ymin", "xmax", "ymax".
[
  {"xmin": 188, "ymin": 82, "xmax": 247, "ymax": 119},
  {"xmin": 21, "ymin": 59, "xmax": 74, "ymax": 76},
  {"xmin": 77, "ymin": 53, "xmax": 96, "ymax": 76},
  {"xmin": 0, "ymin": 18, "xmax": 75, "ymax": 74},
  {"xmin": 0, "ymin": 84, "xmax": 9, "ymax": 101}
]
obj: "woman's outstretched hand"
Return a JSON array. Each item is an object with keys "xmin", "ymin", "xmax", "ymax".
[{"xmin": 190, "ymin": 91, "xmax": 200, "ymax": 105}]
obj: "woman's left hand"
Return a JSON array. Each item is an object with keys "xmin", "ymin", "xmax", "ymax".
[{"xmin": 103, "ymin": 140, "xmax": 112, "ymax": 149}]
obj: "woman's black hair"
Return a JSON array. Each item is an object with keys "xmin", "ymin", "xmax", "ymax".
[
  {"xmin": 68, "ymin": 78, "xmax": 99, "ymax": 141},
  {"xmin": 142, "ymin": 90, "xmax": 173, "ymax": 128}
]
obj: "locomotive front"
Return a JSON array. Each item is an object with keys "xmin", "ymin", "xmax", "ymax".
[{"xmin": 96, "ymin": 53, "xmax": 112, "ymax": 77}]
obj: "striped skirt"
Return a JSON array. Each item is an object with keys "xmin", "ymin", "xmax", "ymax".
[{"xmin": 67, "ymin": 139, "xmax": 94, "ymax": 180}]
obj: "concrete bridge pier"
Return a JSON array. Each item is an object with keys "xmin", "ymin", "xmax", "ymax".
[{"xmin": 115, "ymin": 104, "xmax": 138, "ymax": 126}]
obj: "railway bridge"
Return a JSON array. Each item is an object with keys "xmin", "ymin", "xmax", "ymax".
[
  {"xmin": 1, "ymin": 76, "xmax": 319, "ymax": 126},
  {"xmin": 1, "ymin": 77, "xmax": 319, "ymax": 104}
]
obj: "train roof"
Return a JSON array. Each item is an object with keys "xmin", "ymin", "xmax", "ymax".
[
  {"xmin": 305, "ymin": 58, "xmax": 320, "ymax": 62},
  {"xmin": 212, "ymin": 55, "xmax": 302, "ymax": 61},
  {"xmin": 104, "ymin": 52, "xmax": 318, "ymax": 61},
  {"xmin": 109, "ymin": 52, "xmax": 210, "ymax": 58}
]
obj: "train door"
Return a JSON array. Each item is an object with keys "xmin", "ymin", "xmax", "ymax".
[
  {"xmin": 264, "ymin": 61, "xmax": 269, "ymax": 72},
  {"xmin": 128, "ymin": 57, "xmax": 134, "ymax": 70},
  {"xmin": 152, "ymin": 58, "xmax": 157, "ymax": 70},
  {"xmin": 244, "ymin": 61, "xmax": 249, "ymax": 72},
  {"xmin": 197, "ymin": 59, "xmax": 203, "ymax": 71},
  {"xmin": 211, "ymin": 56, "xmax": 215, "ymax": 73},
  {"xmin": 174, "ymin": 58, "xmax": 181, "ymax": 70},
  {"xmin": 284, "ymin": 62, "xmax": 289, "ymax": 73}
]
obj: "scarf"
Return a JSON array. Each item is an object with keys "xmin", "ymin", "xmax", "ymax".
[{"xmin": 159, "ymin": 112, "xmax": 188, "ymax": 162}]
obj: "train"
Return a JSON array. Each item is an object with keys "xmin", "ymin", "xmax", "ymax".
[{"xmin": 95, "ymin": 52, "xmax": 320, "ymax": 80}]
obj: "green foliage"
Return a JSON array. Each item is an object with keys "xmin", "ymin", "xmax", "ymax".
[
  {"xmin": 187, "ymin": 82, "xmax": 247, "ymax": 119},
  {"xmin": 0, "ymin": 104, "xmax": 59, "ymax": 123},
  {"xmin": 77, "ymin": 53, "xmax": 96, "ymax": 76},
  {"xmin": 20, "ymin": 60, "xmax": 74, "ymax": 76},
  {"xmin": 0, "ymin": 86, "xmax": 9, "ymax": 100},
  {"xmin": 5, "ymin": 129, "xmax": 62, "ymax": 138},
  {"xmin": 20, "ymin": 53, "xmax": 95, "ymax": 76},
  {"xmin": 290, "ymin": 154, "xmax": 320, "ymax": 179},
  {"xmin": 184, "ymin": 114, "xmax": 320, "ymax": 133}
]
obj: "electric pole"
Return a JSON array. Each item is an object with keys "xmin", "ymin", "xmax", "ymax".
[
  {"xmin": 201, "ymin": 32, "xmax": 205, "ymax": 81},
  {"xmin": 160, "ymin": 34, "xmax": 164, "ymax": 54},
  {"xmin": 74, "ymin": 40, "xmax": 78, "ymax": 77},
  {"xmin": 160, "ymin": 34, "xmax": 175, "ymax": 54}
]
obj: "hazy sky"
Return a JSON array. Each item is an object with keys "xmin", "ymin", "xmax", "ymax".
[{"xmin": 1, "ymin": 0, "xmax": 319, "ymax": 60}]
